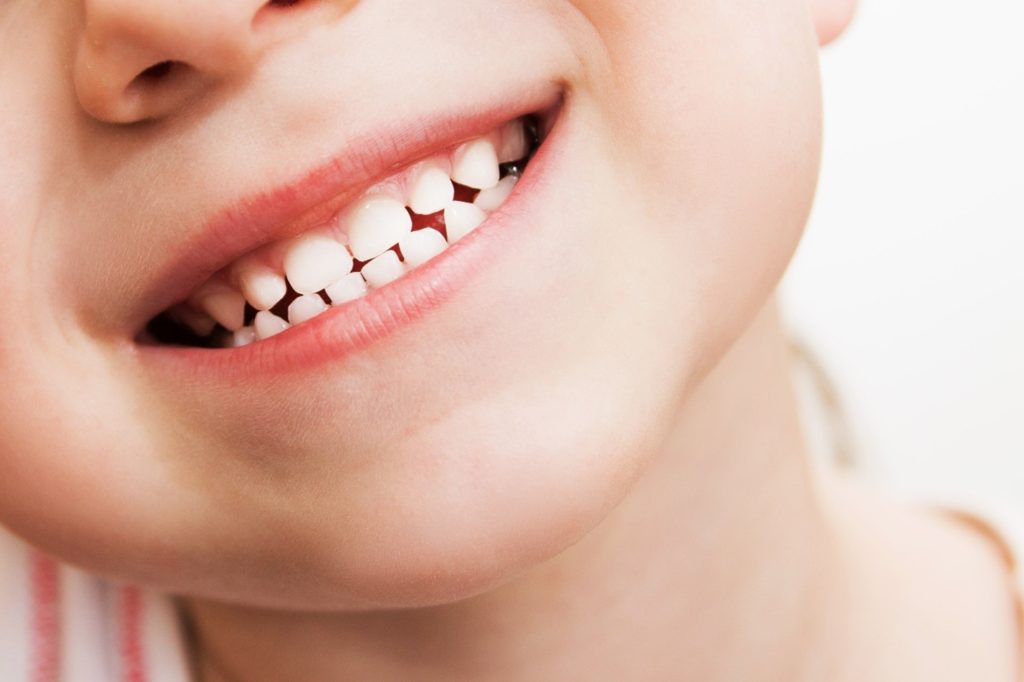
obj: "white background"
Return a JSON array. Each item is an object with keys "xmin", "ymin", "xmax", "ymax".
[{"xmin": 781, "ymin": 0, "xmax": 1024, "ymax": 499}]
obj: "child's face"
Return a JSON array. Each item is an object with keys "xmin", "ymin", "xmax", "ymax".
[{"xmin": 0, "ymin": 1, "xmax": 838, "ymax": 607}]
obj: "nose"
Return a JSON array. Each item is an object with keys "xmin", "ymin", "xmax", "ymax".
[{"xmin": 74, "ymin": 0, "xmax": 340, "ymax": 124}]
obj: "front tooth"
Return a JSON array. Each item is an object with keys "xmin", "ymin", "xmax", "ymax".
[
  {"xmin": 406, "ymin": 163, "xmax": 455, "ymax": 216},
  {"xmin": 346, "ymin": 197, "xmax": 413, "ymax": 262},
  {"xmin": 288, "ymin": 294, "xmax": 328, "ymax": 325},
  {"xmin": 399, "ymin": 228, "xmax": 448, "ymax": 268},
  {"xmin": 451, "ymin": 138, "xmax": 499, "ymax": 190},
  {"xmin": 473, "ymin": 175, "xmax": 518, "ymax": 213},
  {"xmin": 254, "ymin": 311, "xmax": 290, "ymax": 340},
  {"xmin": 231, "ymin": 326, "xmax": 257, "ymax": 348},
  {"xmin": 325, "ymin": 273, "xmax": 368, "ymax": 305},
  {"xmin": 283, "ymin": 232, "xmax": 353, "ymax": 296},
  {"xmin": 237, "ymin": 265, "xmax": 287, "ymax": 311},
  {"xmin": 361, "ymin": 251, "xmax": 405, "ymax": 289},
  {"xmin": 194, "ymin": 283, "xmax": 246, "ymax": 332},
  {"xmin": 444, "ymin": 202, "xmax": 487, "ymax": 242},
  {"xmin": 498, "ymin": 121, "xmax": 528, "ymax": 163}
]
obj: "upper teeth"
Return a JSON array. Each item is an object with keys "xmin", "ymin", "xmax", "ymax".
[
  {"xmin": 234, "ymin": 264, "xmax": 287, "ymax": 311},
  {"xmin": 346, "ymin": 196, "xmax": 413, "ymax": 262},
  {"xmin": 192, "ymin": 282, "xmax": 246, "ymax": 332},
  {"xmin": 406, "ymin": 160, "xmax": 455, "ymax": 216},
  {"xmin": 167, "ymin": 118, "xmax": 533, "ymax": 348},
  {"xmin": 451, "ymin": 138, "xmax": 501, "ymax": 190},
  {"xmin": 283, "ymin": 231, "xmax": 354, "ymax": 295},
  {"xmin": 497, "ymin": 120, "xmax": 528, "ymax": 163}
]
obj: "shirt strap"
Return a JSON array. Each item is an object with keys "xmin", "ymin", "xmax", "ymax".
[{"xmin": 931, "ymin": 503, "xmax": 1024, "ymax": 682}]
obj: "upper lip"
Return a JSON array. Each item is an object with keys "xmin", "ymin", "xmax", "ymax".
[{"xmin": 131, "ymin": 82, "xmax": 563, "ymax": 336}]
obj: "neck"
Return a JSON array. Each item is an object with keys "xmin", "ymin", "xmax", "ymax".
[{"xmin": 183, "ymin": 297, "xmax": 845, "ymax": 682}]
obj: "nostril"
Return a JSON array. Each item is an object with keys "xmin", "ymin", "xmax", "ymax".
[
  {"xmin": 114, "ymin": 60, "xmax": 198, "ymax": 122},
  {"xmin": 254, "ymin": 0, "xmax": 341, "ymax": 34},
  {"xmin": 138, "ymin": 61, "xmax": 173, "ymax": 80},
  {"xmin": 131, "ymin": 60, "xmax": 177, "ymax": 87}
]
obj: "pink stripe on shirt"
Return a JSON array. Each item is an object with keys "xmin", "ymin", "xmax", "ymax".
[
  {"xmin": 118, "ymin": 585, "xmax": 147, "ymax": 682},
  {"xmin": 28, "ymin": 552, "xmax": 59, "ymax": 682}
]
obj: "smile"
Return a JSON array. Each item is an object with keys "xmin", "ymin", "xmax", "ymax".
[{"xmin": 145, "ymin": 115, "xmax": 548, "ymax": 349}]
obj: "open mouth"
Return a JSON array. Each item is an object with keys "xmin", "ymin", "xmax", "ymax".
[{"xmin": 143, "ymin": 113, "xmax": 546, "ymax": 349}]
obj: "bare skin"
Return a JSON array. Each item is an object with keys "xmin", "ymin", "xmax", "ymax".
[
  {"xmin": 186, "ymin": 302, "xmax": 1020, "ymax": 681},
  {"xmin": 0, "ymin": 1, "xmax": 1016, "ymax": 679}
]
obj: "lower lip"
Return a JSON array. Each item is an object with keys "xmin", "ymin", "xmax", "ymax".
[{"xmin": 134, "ymin": 105, "xmax": 568, "ymax": 379}]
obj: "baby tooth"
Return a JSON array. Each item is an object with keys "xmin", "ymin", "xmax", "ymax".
[
  {"xmin": 473, "ymin": 175, "xmax": 518, "ymax": 212},
  {"xmin": 254, "ymin": 310, "xmax": 290, "ymax": 340},
  {"xmin": 325, "ymin": 273, "xmax": 368, "ymax": 305},
  {"xmin": 283, "ymin": 233, "xmax": 353, "ymax": 296},
  {"xmin": 498, "ymin": 121, "xmax": 528, "ymax": 163},
  {"xmin": 237, "ymin": 266, "xmax": 287, "ymax": 311},
  {"xmin": 444, "ymin": 201, "xmax": 487, "ymax": 242},
  {"xmin": 231, "ymin": 326, "xmax": 257, "ymax": 348},
  {"xmin": 195, "ymin": 283, "xmax": 246, "ymax": 332},
  {"xmin": 346, "ymin": 197, "xmax": 413, "ymax": 262},
  {"xmin": 172, "ymin": 305, "xmax": 217, "ymax": 337},
  {"xmin": 399, "ymin": 228, "xmax": 448, "ymax": 268},
  {"xmin": 407, "ymin": 163, "xmax": 455, "ymax": 216},
  {"xmin": 361, "ymin": 251, "xmax": 405, "ymax": 289},
  {"xmin": 451, "ymin": 138, "xmax": 500, "ymax": 190},
  {"xmin": 288, "ymin": 294, "xmax": 328, "ymax": 325}
]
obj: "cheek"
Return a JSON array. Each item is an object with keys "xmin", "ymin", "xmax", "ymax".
[
  {"xmin": 0, "ymin": 342, "xmax": 175, "ymax": 585},
  {"xmin": 586, "ymin": 0, "xmax": 822, "ymax": 324}
]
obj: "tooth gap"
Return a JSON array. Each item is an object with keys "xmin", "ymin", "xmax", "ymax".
[
  {"xmin": 452, "ymin": 183, "xmax": 478, "ymax": 203},
  {"xmin": 270, "ymin": 284, "xmax": 300, "ymax": 319}
]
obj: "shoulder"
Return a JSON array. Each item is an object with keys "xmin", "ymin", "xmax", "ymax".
[{"xmin": 820, "ymin": 472, "xmax": 1020, "ymax": 682}]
